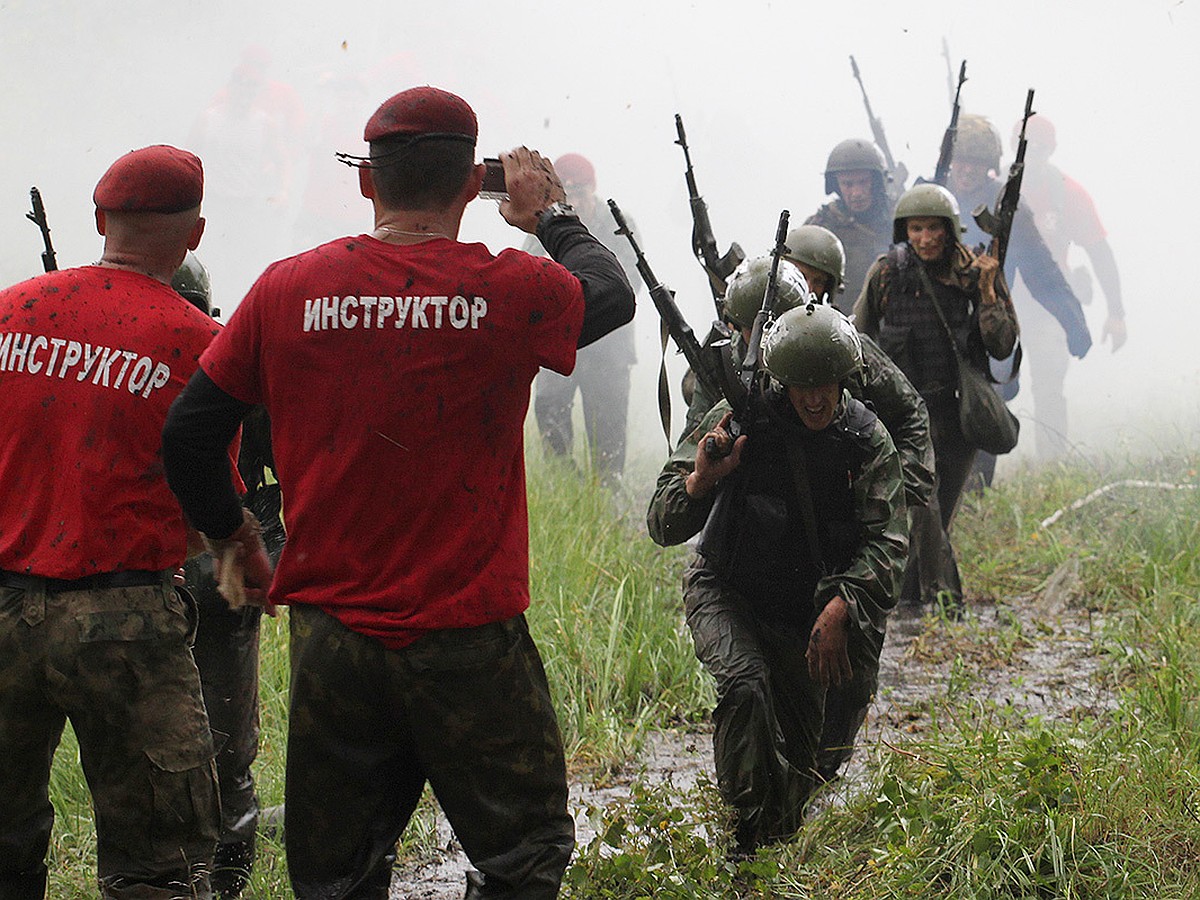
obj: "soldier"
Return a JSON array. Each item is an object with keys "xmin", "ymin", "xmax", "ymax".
[
  {"xmin": 172, "ymin": 252, "xmax": 283, "ymax": 900},
  {"xmin": 529, "ymin": 153, "xmax": 638, "ymax": 486},
  {"xmin": 948, "ymin": 113, "xmax": 1091, "ymax": 472},
  {"xmin": 677, "ymin": 248, "xmax": 929, "ymax": 782},
  {"xmin": 806, "ymin": 139, "xmax": 896, "ymax": 312},
  {"xmin": 854, "ymin": 184, "xmax": 1018, "ymax": 613},
  {"xmin": 1013, "ymin": 113, "xmax": 1126, "ymax": 459},
  {"xmin": 0, "ymin": 146, "xmax": 223, "ymax": 899},
  {"xmin": 648, "ymin": 303, "xmax": 908, "ymax": 853},
  {"xmin": 163, "ymin": 86, "xmax": 634, "ymax": 899}
]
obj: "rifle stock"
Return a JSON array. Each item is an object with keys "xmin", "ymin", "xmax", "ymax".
[
  {"xmin": 674, "ymin": 114, "xmax": 745, "ymax": 308},
  {"xmin": 972, "ymin": 89, "xmax": 1036, "ymax": 271},
  {"xmin": 608, "ymin": 199, "xmax": 735, "ymax": 445},
  {"xmin": 849, "ymin": 55, "xmax": 907, "ymax": 194}
]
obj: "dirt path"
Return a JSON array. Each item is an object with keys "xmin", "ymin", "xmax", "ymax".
[{"xmin": 388, "ymin": 558, "xmax": 1112, "ymax": 897}]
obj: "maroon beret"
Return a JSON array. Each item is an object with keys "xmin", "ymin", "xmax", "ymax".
[
  {"xmin": 555, "ymin": 153, "xmax": 596, "ymax": 188},
  {"xmin": 363, "ymin": 86, "xmax": 477, "ymax": 144},
  {"xmin": 93, "ymin": 145, "xmax": 203, "ymax": 213}
]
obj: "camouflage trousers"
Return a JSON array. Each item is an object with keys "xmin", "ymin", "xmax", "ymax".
[
  {"xmin": 683, "ymin": 558, "xmax": 882, "ymax": 851},
  {"xmin": 284, "ymin": 605, "xmax": 574, "ymax": 900},
  {"xmin": 0, "ymin": 576, "xmax": 219, "ymax": 900},
  {"xmin": 185, "ymin": 554, "xmax": 262, "ymax": 846}
]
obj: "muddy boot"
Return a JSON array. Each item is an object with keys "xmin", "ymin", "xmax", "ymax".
[
  {"xmin": 345, "ymin": 853, "xmax": 393, "ymax": 900},
  {"xmin": 211, "ymin": 838, "xmax": 255, "ymax": 899},
  {"xmin": 463, "ymin": 869, "xmax": 516, "ymax": 898}
]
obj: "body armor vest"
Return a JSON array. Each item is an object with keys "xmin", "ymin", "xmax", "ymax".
[
  {"xmin": 875, "ymin": 245, "xmax": 976, "ymax": 399},
  {"xmin": 697, "ymin": 388, "xmax": 878, "ymax": 618}
]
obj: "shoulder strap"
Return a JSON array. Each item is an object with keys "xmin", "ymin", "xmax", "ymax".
[
  {"xmin": 915, "ymin": 258, "xmax": 1023, "ymax": 384},
  {"xmin": 782, "ymin": 438, "xmax": 826, "ymax": 576}
]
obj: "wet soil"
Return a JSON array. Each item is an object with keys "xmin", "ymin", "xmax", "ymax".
[{"xmin": 388, "ymin": 556, "xmax": 1114, "ymax": 898}]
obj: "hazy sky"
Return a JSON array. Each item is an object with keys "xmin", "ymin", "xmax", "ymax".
[{"xmin": 2, "ymin": 0, "xmax": 1196, "ymax": 467}]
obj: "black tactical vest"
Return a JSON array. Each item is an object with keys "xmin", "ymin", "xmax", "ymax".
[
  {"xmin": 875, "ymin": 245, "xmax": 976, "ymax": 399},
  {"xmin": 697, "ymin": 388, "xmax": 878, "ymax": 617}
]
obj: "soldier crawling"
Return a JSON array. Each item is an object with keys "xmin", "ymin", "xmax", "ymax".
[{"xmin": 648, "ymin": 302, "xmax": 908, "ymax": 853}]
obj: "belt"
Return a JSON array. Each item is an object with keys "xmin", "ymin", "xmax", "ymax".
[{"xmin": 0, "ymin": 569, "xmax": 171, "ymax": 594}]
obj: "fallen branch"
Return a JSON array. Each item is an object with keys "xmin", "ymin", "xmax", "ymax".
[{"xmin": 1040, "ymin": 479, "xmax": 1198, "ymax": 529}]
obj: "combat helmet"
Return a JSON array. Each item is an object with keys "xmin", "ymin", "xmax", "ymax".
[
  {"xmin": 783, "ymin": 225, "xmax": 846, "ymax": 295},
  {"xmin": 892, "ymin": 183, "xmax": 965, "ymax": 243},
  {"xmin": 956, "ymin": 114, "xmax": 1003, "ymax": 171},
  {"xmin": 762, "ymin": 303, "xmax": 863, "ymax": 388},
  {"xmin": 171, "ymin": 251, "xmax": 212, "ymax": 315},
  {"xmin": 823, "ymin": 138, "xmax": 886, "ymax": 196},
  {"xmin": 722, "ymin": 257, "xmax": 812, "ymax": 332}
]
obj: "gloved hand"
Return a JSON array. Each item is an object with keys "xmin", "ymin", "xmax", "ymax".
[
  {"xmin": 203, "ymin": 509, "xmax": 275, "ymax": 614},
  {"xmin": 1067, "ymin": 322, "xmax": 1093, "ymax": 359}
]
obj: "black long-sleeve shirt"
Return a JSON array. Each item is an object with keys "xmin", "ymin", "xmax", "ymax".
[{"xmin": 163, "ymin": 213, "xmax": 634, "ymax": 539}]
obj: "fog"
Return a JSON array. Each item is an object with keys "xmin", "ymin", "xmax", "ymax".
[{"xmin": 2, "ymin": 0, "xmax": 1196, "ymax": 473}]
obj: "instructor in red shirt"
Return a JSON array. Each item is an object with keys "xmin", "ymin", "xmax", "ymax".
[
  {"xmin": 163, "ymin": 86, "xmax": 635, "ymax": 899},
  {"xmin": 0, "ymin": 146, "xmax": 223, "ymax": 899}
]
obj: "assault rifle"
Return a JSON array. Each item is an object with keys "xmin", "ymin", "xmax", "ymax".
[
  {"xmin": 707, "ymin": 209, "xmax": 790, "ymax": 458},
  {"xmin": 26, "ymin": 187, "xmax": 58, "ymax": 272},
  {"xmin": 932, "ymin": 60, "xmax": 967, "ymax": 186},
  {"xmin": 609, "ymin": 199, "xmax": 735, "ymax": 446},
  {"xmin": 674, "ymin": 114, "xmax": 745, "ymax": 312},
  {"xmin": 973, "ymin": 89, "xmax": 1036, "ymax": 271},
  {"xmin": 849, "ymin": 55, "xmax": 908, "ymax": 198}
]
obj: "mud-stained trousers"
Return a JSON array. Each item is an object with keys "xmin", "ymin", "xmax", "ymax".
[
  {"xmin": 683, "ymin": 559, "xmax": 882, "ymax": 850},
  {"xmin": 284, "ymin": 606, "xmax": 574, "ymax": 900},
  {"xmin": 187, "ymin": 555, "xmax": 262, "ymax": 845},
  {"xmin": 0, "ymin": 578, "xmax": 219, "ymax": 900},
  {"xmin": 900, "ymin": 397, "xmax": 976, "ymax": 607},
  {"xmin": 534, "ymin": 350, "xmax": 631, "ymax": 484},
  {"xmin": 186, "ymin": 554, "xmax": 262, "ymax": 891}
]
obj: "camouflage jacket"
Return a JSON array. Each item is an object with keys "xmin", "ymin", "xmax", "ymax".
[
  {"xmin": 647, "ymin": 388, "xmax": 908, "ymax": 637},
  {"xmin": 805, "ymin": 199, "xmax": 892, "ymax": 314},
  {"xmin": 857, "ymin": 333, "xmax": 934, "ymax": 508}
]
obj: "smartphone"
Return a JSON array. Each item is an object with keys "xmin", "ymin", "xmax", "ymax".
[{"xmin": 480, "ymin": 157, "xmax": 508, "ymax": 200}]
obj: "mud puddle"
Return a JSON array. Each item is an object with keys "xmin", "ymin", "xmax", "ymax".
[{"xmin": 388, "ymin": 558, "xmax": 1115, "ymax": 897}]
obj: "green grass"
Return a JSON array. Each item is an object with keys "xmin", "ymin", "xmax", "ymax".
[{"xmin": 42, "ymin": 448, "xmax": 1200, "ymax": 897}]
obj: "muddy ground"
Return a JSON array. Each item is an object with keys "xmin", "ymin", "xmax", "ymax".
[{"xmin": 388, "ymin": 556, "xmax": 1113, "ymax": 898}]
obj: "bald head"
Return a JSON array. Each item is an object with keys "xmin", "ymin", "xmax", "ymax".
[{"xmin": 96, "ymin": 207, "xmax": 205, "ymax": 283}]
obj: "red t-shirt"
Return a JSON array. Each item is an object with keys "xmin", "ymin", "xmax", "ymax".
[
  {"xmin": 0, "ymin": 266, "xmax": 229, "ymax": 578},
  {"xmin": 1022, "ymin": 170, "xmax": 1107, "ymax": 267},
  {"xmin": 201, "ymin": 235, "xmax": 584, "ymax": 647}
]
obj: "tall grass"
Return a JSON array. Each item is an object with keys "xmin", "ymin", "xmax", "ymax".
[
  {"xmin": 527, "ymin": 459, "xmax": 711, "ymax": 771},
  {"xmin": 44, "ymin": 448, "xmax": 1200, "ymax": 897}
]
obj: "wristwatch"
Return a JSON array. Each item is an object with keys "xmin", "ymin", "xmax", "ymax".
[{"xmin": 536, "ymin": 201, "xmax": 576, "ymax": 225}]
